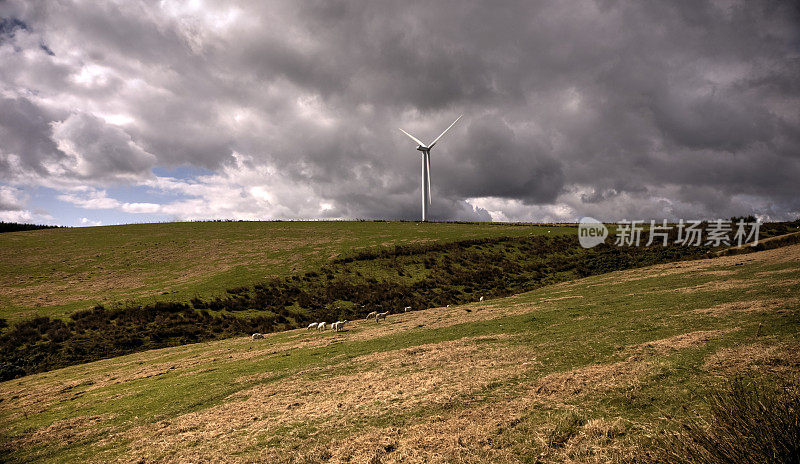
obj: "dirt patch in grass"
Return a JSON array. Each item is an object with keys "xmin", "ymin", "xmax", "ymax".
[
  {"xmin": 627, "ymin": 329, "xmax": 736, "ymax": 358},
  {"xmin": 523, "ymin": 329, "xmax": 740, "ymax": 402},
  {"xmin": 694, "ymin": 298, "xmax": 800, "ymax": 316},
  {"xmin": 534, "ymin": 361, "xmax": 644, "ymax": 399},
  {"xmin": 340, "ymin": 293, "xmax": 577, "ymax": 343},
  {"xmin": 538, "ymin": 295, "xmax": 585, "ymax": 303},
  {"xmin": 755, "ymin": 268, "xmax": 799, "ymax": 277},
  {"xmin": 311, "ymin": 401, "xmax": 527, "ymax": 464},
  {"xmin": 704, "ymin": 342, "xmax": 800, "ymax": 375},
  {"xmin": 589, "ymin": 264, "xmax": 709, "ymax": 286},
  {"xmin": 111, "ymin": 336, "xmax": 536, "ymax": 462},
  {"xmin": 9, "ymin": 414, "xmax": 115, "ymax": 449},
  {"xmin": 0, "ymin": 378, "xmax": 98, "ymax": 422},
  {"xmin": 674, "ymin": 279, "xmax": 760, "ymax": 294},
  {"xmin": 696, "ymin": 269, "xmax": 737, "ymax": 277}
]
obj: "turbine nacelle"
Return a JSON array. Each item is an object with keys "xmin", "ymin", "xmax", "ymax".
[{"xmin": 398, "ymin": 115, "xmax": 462, "ymax": 222}]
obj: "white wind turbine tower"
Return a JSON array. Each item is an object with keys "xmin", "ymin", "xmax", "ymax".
[{"xmin": 399, "ymin": 115, "xmax": 462, "ymax": 222}]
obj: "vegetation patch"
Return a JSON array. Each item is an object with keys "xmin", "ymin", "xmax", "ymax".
[{"xmin": 639, "ymin": 377, "xmax": 800, "ymax": 464}]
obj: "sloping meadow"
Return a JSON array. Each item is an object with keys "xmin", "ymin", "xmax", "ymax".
[{"xmin": 1, "ymin": 242, "xmax": 798, "ymax": 463}]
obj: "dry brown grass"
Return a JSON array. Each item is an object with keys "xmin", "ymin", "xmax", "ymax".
[
  {"xmin": 99, "ymin": 324, "xmax": 734, "ymax": 463},
  {"xmin": 704, "ymin": 342, "xmax": 800, "ymax": 375},
  {"xmin": 534, "ymin": 362, "xmax": 643, "ymax": 399},
  {"xmin": 115, "ymin": 335, "xmax": 536, "ymax": 462},
  {"xmin": 673, "ymin": 279, "xmax": 759, "ymax": 294},
  {"xmin": 9, "ymin": 414, "xmax": 115, "ymax": 449},
  {"xmin": 755, "ymin": 268, "xmax": 798, "ymax": 277},
  {"xmin": 694, "ymin": 298, "xmax": 800, "ymax": 316},
  {"xmin": 627, "ymin": 329, "xmax": 736, "ymax": 358}
]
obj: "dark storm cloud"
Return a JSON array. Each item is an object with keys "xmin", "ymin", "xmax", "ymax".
[{"xmin": 1, "ymin": 0, "xmax": 799, "ymax": 221}]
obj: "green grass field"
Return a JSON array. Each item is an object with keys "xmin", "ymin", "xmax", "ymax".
[
  {"xmin": 0, "ymin": 221, "xmax": 573, "ymax": 323},
  {"xmin": 2, "ymin": 242, "xmax": 797, "ymax": 463}
]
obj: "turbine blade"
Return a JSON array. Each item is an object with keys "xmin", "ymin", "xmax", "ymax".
[
  {"xmin": 427, "ymin": 115, "xmax": 462, "ymax": 149},
  {"xmin": 426, "ymin": 152, "xmax": 431, "ymax": 204},
  {"xmin": 399, "ymin": 128, "xmax": 425, "ymax": 147}
]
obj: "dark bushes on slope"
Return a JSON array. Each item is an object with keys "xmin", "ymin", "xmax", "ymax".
[
  {"xmin": 0, "ymin": 303, "xmax": 280, "ymax": 381},
  {"xmin": 0, "ymin": 231, "xmax": 740, "ymax": 380}
]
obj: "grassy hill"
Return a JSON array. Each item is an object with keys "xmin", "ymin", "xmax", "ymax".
[
  {"xmin": 0, "ymin": 221, "xmax": 572, "ymax": 323},
  {"xmin": 2, "ymin": 243, "xmax": 797, "ymax": 463}
]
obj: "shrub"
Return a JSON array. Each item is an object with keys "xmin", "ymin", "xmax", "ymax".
[{"xmin": 643, "ymin": 377, "xmax": 800, "ymax": 464}]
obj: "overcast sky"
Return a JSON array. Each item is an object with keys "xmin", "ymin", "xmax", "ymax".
[{"xmin": 1, "ymin": 0, "xmax": 798, "ymax": 226}]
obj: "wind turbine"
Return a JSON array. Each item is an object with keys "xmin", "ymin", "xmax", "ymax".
[{"xmin": 399, "ymin": 115, "xmax": 462, "ymax": 222}]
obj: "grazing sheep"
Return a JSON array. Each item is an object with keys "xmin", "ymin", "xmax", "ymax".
[
  {"xmin": 307, "ymin": 322, "xmax": 319, "ymax": 331},
  {"xmin": 403, "ymin": 306, "xmax": 411, "ymax": 312},
  {"xmin": 375, "ymin": 311, "xmax": 389, "ymax": 322},
  {"xmin": 251, "ymin": 333, "xmax": 264, "ymax": 340},
  {"xmin": 317, "ymin": 322, "xmax": 327, "ymax": 331},
  {"xmin": 446, "ymin": 304, "xmax": 450, "ymax": 308},
  {"xmin": 479, "ymin": 296, "xmax": 484, "ymax": 302},
  {"xmin": 332, "ymin": 320, "xmax": 348, "ymax": 332},
  {"xmin": 366, "ymin": 311, "xmax": 377, "ymax": 320}
]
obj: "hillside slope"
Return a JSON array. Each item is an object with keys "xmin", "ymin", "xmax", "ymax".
[
  {"xmin": 1, "ymin": 243, "xmax": 798, "ymax": 463},
  {"xmin": 0, "ymin": 221, "xmax": 569, "ymax": 322}
]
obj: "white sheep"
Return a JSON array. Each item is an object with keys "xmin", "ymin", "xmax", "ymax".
[
  {"xmin": 332, "ymin": 320, "xmax": 348, "ymax": 332},
  {"xmin": 375, "ymin": 311, "xmax": 389, "ymax": 322},
  {"xmin": 403, "ymin": 306, "xmax": 411, "ymax": 312},
  {"xmin": 317, "ymin": 322, "xmax": 327, "ymax": 331},
  {"xmin": 307, "ymin": 322, "xmax": 319, "ymax": 331},
  {"xmin": 366, "ymin": 311, "xmax": 377, "ymax": 320},
  {"xmin": 479, "ymin": 296, "xmax": 484, "ymax": 302},
  {"xmin": 251, "ymin": 333, "xmax": 264, "ymax": 340}
]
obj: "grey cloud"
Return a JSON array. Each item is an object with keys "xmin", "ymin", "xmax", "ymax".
[
  {"xmin": 0, "ymin": 17, "xmax": 28, "ymax": 40},
  {"xmin": 0, "ymin": 186, "xmax": 25, "ymax": 211},
  {"xmin": 440, "ymin": 116, "xmax": 565, "ymax": 203},
  {"xmin": 0, "ymin": 96, "xmax": 65, "ymax": 177},
  {"xmin": 1, "ymin": 0, "xmax": 799, "ymax": 222},
  {"xmin": 52, "ymin": 112, "xmax": 156, "ymax": 180}
]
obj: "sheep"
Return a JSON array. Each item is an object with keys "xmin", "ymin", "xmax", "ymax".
[
  {"xmin": 317, "ymin": 322, "xmax": 327, "ymax": 331},
  {"xmin": 403, "ymin": 306, "xmax": 411, "ymax": 312},
  {"xmin": 366, "ymin": 311, "xmax": 377, "ymax": 320},
  {"xmin": 307, "ymin": 322, "xmax": 319, "ymax": 331},
  {"xmin": 251, "ymin": 333, "xmax": 264, "ymax": 340},
  {"xmin": 332, "ymin": 320, "xmax": 348, "ymax": 332},
  {"xmin": 375, "ymin": 311, "xmax": 389, "ymax": 322},
  {"xmin": 479, "ymin": 296, "xmax": 484, "ymax": 302}
]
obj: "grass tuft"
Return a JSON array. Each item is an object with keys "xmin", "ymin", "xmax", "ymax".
[
  {"xmin": 546, "ymin": 410, "xmax": 586, "ymax": 448},
  {"xmin": 644, "ymin": 376, "xmax": 800, "ymax": 464}
]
